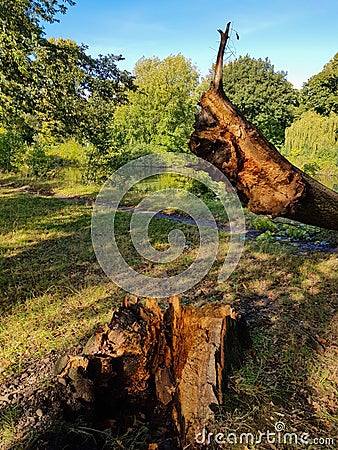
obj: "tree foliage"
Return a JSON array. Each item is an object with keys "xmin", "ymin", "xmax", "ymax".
[
  {"xmin": 0, "ymin": 0, "xmax": 134, "ymax": 147},
  {"xmin": 33, "ymin": 38, "xmax": 134, "ymax": 146},
  {"xmin": 111, "ymin": 55, "xmax": 200, "ymax": 154},
  {"xmin": 0, "ymin": 0, "xmax": 75, "ymax": 137},
  {"xmin": 222, "ymin": 55, "xmax": 298, "ymax": 147},
  {"xmin": 283, "ymin": 110, "xmax": 338, "ymax": 175},
  {"xmin": 301, "ymin": 53, "xmax": 338, "ymax": 116},
  {"xmin": 284, "ymin": 54, "xmax": 338, "ymax": 177},
  {"xmin": 0, "ymin": 130, "xmax": 26, "ymax": 173}
]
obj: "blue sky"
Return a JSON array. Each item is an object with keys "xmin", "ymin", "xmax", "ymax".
[{"xmin": 45, "ymin": 0, "xmax": 338, "ymax": 88}]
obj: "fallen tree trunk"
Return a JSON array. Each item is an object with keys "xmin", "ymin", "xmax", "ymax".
[
  {"xmin": 56, "ymin": 296, "xmax": 248, "ymax": 449},
  {"xmin": 189, "ymin": 23, "xmax": 338, "ymax": 231}
]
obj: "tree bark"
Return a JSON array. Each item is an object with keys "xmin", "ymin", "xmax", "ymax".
[
  {"xmin": 189, "ymin": 23, "xmax": 338, "ymax": 231},
  {"xmin": 56, "ymin": 296, "xmax": 248, "ymax": 449}
]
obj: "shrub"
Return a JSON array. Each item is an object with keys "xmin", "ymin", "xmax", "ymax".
[
  {"xmin": 47, "ymin": 140, "xmax": 87, "ymax": 183},
  {"xmin": 0, "ymin": 131, "xmax": 26, "ymax": 173},
  {"xmin": 302, "ymin": 161, "xmax": 321, "ymax": 177},
  {"xmin": 24, "ymin": 144, "xmax": 62, "ymax": 179},
  {"xmin": 83, "ymin": 144, "xmax": 160, "ymax": 184}
]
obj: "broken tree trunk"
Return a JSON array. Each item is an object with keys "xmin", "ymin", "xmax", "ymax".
[
  {"xmin": 189, "ymin": 23, "xmax": 338, "ymax": 231},
  {"xmin": 56, "ymin": 296, "xmax": 248, "ymax": 449}
]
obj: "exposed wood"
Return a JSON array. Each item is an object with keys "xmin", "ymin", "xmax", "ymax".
[
  {"xmin": 189, "ymin": 24, "xmax": 338, "ymax": 231},
  {"xmin": 164, "ymin": 296, "xmax": 244, "ymax": 445},
  {"xmin": 56, "ymin": 296, "xmax": 247, "ymax": 449},
  {"xmin": 214, "ymin": 22, "xmax": 231, "ymax": 91}
]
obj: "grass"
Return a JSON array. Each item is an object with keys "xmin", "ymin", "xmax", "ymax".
[
  {"xmin": 210, "ymin": 244, "xmax": 338, "ymax": 448},
  {"xmin": 0, "ymin": 405, "xmax": 20, "ymax": 448},
  {"xmin": 0, "ymin": 186, "xmax": 117, "ymax": 378},
  {"xmin": 0, "ymin": 175, "xmax": 337, "ymax": 449},
  {"xmin": 0, "ymin": 181, "xmax": 209, "ymax": 378},
  {"xmin": 0, "ymin": 172, "xmax": 100, "ymax": 200}
]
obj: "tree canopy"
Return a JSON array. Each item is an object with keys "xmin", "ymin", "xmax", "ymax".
[
  {"xmin": 222, "ymin": 55, "xmax": 298, "ymax": 147},
  {"xmin": 33, "ymin": 38, "xmax": 134, "ymax": 146},
  {"xmin": 283, "ymin": 53, "xmax": 338, "ymax": 177},
  {"xmin": 0, "ymin": 0, "xmax": 75, "ymax": 137},
  {"xmin": 300, "ymin": 53, "xmax": 338, "ymax": 116},
  {"xmin": 0, "ymin": 0, "xmax": 134, "ymax": 145},
  {"xmin": 283, "ymin": 110, "xmax": 338, "ymax": 176},
  {"xmin": 111, "ymin": 54, "xmax": 200, "ymax": 154}
]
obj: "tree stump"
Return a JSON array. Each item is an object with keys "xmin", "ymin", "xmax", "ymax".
[{"xmin": 56, "ymin": 296, "xmax": 248, "ymax": 449}]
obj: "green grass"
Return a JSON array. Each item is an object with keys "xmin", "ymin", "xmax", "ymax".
[
  {"xmin": 0, "ymin": 172, "xmax": 100, "ymax": 200},
  {"xmin": 0, "ymin": 179, "xmax": 337, "ymax": 449},
  {"xmin": 0, "ymin": 182, "xmax": 211, "ymax": 378},
  {"xmin": 0, "ymin": 405, "xmax": 20, "ymax": 449},
  {"xmin": 0, "ymin": 187, "xmax": 118, "ymax": 377}
]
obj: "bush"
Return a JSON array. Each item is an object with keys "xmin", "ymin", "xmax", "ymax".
[
  {"xmin": 46, "ymin": 140, "xmax": 87, "ymax": 183},
  {"xmin": 0, "ymin": 131, "xmax": 26, "ymax": 173},
  {"xmin": 24, "ymin": 144, "xmax": 62, "ymax": 179},
  {"xmin": 83, "ymin": 144, "xmax": 161, "ymax": 184},
  {"xmin": 48, "ymin": 140, "xmax": 86, "ymax": 166}
]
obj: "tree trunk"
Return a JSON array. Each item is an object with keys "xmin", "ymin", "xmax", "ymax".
[
  {"xmin": 189, "ymin": 23, "xmax": 338, "ymax": 231},
  {"xmin": 56, "ymin": 296, "xmax": 248, "ymax": 449}
]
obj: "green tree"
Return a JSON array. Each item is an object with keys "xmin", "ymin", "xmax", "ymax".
[
  {"xmin": 111, "ymin": 54, "xmax": 200, "ymax": 154},
  {"xmin": 31, "ymin": 37, "xmax": 88, "ymax": 141},
  {"xmin": 222, "ymin": 55, "xmax": 298, "ymax": 147},
  {"xmin": 81, "ymin": 52, "xmax": 135, "ymax": 151},
  {"xmin": 283, "ymin": 110, "xmax": 338, "ymax": 175},
  {"xmin": 0, "ymin": 130, "xmax": 26, "ymax": 172},
  {"xmin": 0, "ymin": 1, "xmax": 134, "ymax": 148},
  {"xmin": 0, "ymin": 0, "xmax": 75, "ymax": 139},
  {"xmin": 300, "ymin": 53, "xmax": 338, "ymax": 116},
  {"xmin": 33, "ymin": 38, "xmax": 134, "ymax": 146}
]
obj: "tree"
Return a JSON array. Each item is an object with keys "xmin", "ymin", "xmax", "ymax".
[
  {"xmin": 301, "ymin": 53, "xmax": 338, "ymax": 116},
  {"xmin": 283, "ymin": 110, "xmax": 338, "ymax": 175},
  {"xmin": 0, "ymin": 0, "xmax": 75, "ymax": 139},
  {"xmin": 189, "ymin": 24, "xmax": 338, "ymax": 230},
  {"xmin": 31, "ymin": 37, "xmax": 88, "ymax": 141},
  {"xmin": 33, "ymin": 38, "xmax": 134, "ymax": 146},
  {"xmin": 0, "ymin": 1, "xmax": 134, "ymax": 147},
  {"xmin": 221, "ymin": 55, "xmax": 298, "ymax": 147},
  {"xmin": 81, "ymin": 52, "xmax": 135, "ymax": 151},
  {"xmin": 111, "ymin": 54, "xmax": 200, "ymax": 154}
]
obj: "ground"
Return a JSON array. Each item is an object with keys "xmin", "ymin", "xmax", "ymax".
[{"xmin": 0, "ymin": 176, "xmax": 337, "ymax": 449}]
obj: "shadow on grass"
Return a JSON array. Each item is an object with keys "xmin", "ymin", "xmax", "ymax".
[
  {"xmin": 0, "ymin": 194, "xmax": 99, "ymax": 310},
  {"xmin": 0, "ymin": 188, "xmax": 337, "ymax": 448}
]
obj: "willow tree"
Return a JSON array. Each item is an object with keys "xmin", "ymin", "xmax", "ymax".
[
  {"xmin": 283, "ymin": 110, "xmax": 338, "ymax": 175},
  {"xmin": 189, "ymin": 23, "xmax": 338, "ymax": 231}
]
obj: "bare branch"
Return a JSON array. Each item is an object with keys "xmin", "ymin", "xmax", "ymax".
[{"xmin": 213, "ymin": 22, "xmax": 231, "ymax": 91}]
